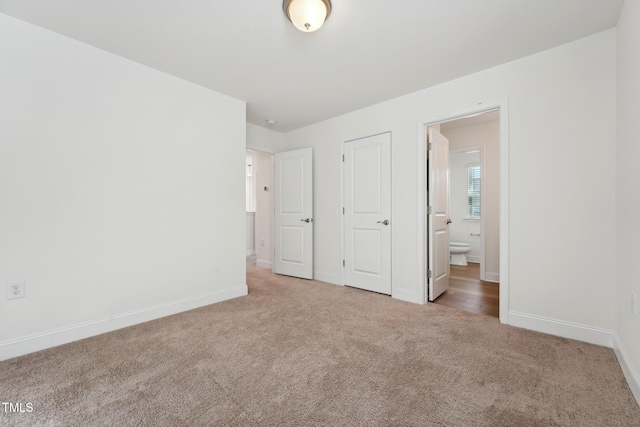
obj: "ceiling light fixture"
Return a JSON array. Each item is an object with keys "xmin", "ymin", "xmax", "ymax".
[{"xmin": 283, "ymin": 0, "xmax": 332, "ymax": 33}]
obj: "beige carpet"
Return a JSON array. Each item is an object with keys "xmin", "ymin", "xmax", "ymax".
[{"xmin": 1, "ymin": 264, "xmax": 639, "ymax": 426}]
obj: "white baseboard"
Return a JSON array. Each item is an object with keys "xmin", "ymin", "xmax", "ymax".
[
  {"xmin": 613, "ymin": 334, "xmax": 640, "ymax": 407},
  {"xmin": 246, "ymin": 250, "xmax": 256, "ymax": 256},
  {"xmin": 0, "ymin": 284, "xmax": 248, "ymax": 362},
  {"xmin": 485, "ymin": 272, "xmax": 500, "ymax": 283},
  {"xmin": 508, "ymin": 311, "xmax": 614, "ymax": 348},
  {"xmin": 314, "ymin": 272, "xmax": 342, "ymax": 286},
  {"xmin": 256, "ymin": 259, "xmax": 272, "ymax": 269},
  {"xmin": 393, "ymin": 288, "xmax": 420, "ymax": 304}
]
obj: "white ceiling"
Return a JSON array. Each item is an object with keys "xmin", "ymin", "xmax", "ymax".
[{"xmin": 0, "ymin": 0, "xmax": 623, "ymax": 132}]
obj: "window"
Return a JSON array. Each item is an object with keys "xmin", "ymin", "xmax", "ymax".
[{"xmin": 467, "ymin": 165, "xmax": 480, "ymax": 218}]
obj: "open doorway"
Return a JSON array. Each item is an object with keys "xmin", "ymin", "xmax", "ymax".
[
  {"xmin": 418, "ymin": 102, "xmax": 509, "ymax": 322},
  {"xmin": 441, "ymin": 110, "xmax": 500, "ymax": 283},
  {"xmin": 245, "ymin": 149, "xmax": 274, "ymax": 270}
]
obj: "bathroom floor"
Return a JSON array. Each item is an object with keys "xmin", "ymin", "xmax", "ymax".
[{"xmin": 432, "ymin": 263, "xmax": 499, "ymax": 318}]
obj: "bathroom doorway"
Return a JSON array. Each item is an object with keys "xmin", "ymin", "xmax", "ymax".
[
  {"xmin": 419, "ymin": 103, "xmax": 508, "ymax": 321},
  {"xmin": 440, "ymin": 111, "xmax": 500, "ymax": 284}
]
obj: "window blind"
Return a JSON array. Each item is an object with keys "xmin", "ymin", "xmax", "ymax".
[{"xmin": 467, "ymin": 165, "xmax": 481, "ymax": 218}]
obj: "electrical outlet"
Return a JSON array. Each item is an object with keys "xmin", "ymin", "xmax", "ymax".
[
  {"xmin": 632, "ymin": 292, "xmax": 637, "ymax": 316},
  {"xmin": 7, "ymin": 280, "xmax": 25, "ymax": 300}
]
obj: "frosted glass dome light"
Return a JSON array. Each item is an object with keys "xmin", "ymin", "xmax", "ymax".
[{"xmin": 283, "ymin": 0, "xmax": 332, "ymax": 33}]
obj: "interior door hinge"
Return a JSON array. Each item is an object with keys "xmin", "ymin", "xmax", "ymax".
[
  {"xmin": 342, "ymin": 154, "xmax": 345, "ymax": 162},
  {"xmin": 427, "ymin": 269, "xmax": 432, "ymax": 279},
  {"xmin": 342, "ymin": 207, "xmax": 345, "ymax": 214},
  {"xmin": 427, "ymin": 142, "xmax": 432, "ymax": 150},
  {"xmin": 343, "ymin": 260, "xmax": 345, "ymax": 267},
  {"xmin": 427, "ymin": 206, "xmax": 432, "ymax": 215}
]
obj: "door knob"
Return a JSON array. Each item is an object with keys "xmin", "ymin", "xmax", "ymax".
[
  {"xmin": 377, "ymin": 220, "xmax": 390, "ymax": 226},
  {"xmin": 300, "ymin": 218, "xmax": 312, "ymax": 223},
  {"xmin": 446, "ymin": 219, "xmax": 452, "ymax": 224}
]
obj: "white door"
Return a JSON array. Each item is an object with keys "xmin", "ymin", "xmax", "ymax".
[
  {"xmin": 274, "ymin": 148, "xmax": 313, "ymax": 279},
  {"xmin": 344, "ymin": 132, "xmax": 392, "ymax": 295},
  {"xmin": 428, "ymin": 127, "xmax": 450, "ymax": 301}
]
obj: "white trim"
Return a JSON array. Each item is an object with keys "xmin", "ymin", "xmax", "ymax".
[
  {"xmin": 417, "ymin": 126, "xmax": 427, "ymax": 304},
  {"xmin": 314, "ymin": 272, "xmax": 342, "ymax": 286},
  {"xmin": 508, "ymin": 311, "xmax": 614, "ymax": 347},
  {"xmin": 479, "ymin": 146, "xmax": 487, "ymax": 282},
  {"xmin": 246, "ymin": 250, "xmax": 256, "ymax": 256},
  {"xmin": 271, "ymin": 154, "xmax": 275, "ymax": 273},
  {"xmin": 613, "ymin": 334, "xmax": 640, "ymax": 407},
  {"xmin": 391, "ymin": 130, "xmax": 397, "ymax": 301},
  {"xmin": 246, "ymin": 144, "xmax": 277, "ymax": 154},
  {"xmin": 340, "ymin": 137, "xmax": 345, "ymax": 286},
  {"xmin": 417, "ymin": 100, "xmax": 509, "ymax": 322},
  {"xmin": 484, "ymin": 272, "xmax": 500, "ymax": 283},
  {"xmin": 466, "ymin": 255, "xmax": 481, "ymax": 264},
  {"xmin": 393, "ymin": 288, "xmax": 420, "ymax": 304},
  {"xmin": 498, "ymin": 103, "xmax": 509, "ymax": 322},
  {"xmin": 256, "ymin": 259, "xmax": 273, "ymax": 269},
  {"xmin": 0, "ymin": 284, "xmax": 248, "ymax": 362}
]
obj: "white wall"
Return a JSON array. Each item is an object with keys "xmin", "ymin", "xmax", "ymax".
[
  {"xmin": 247, "ymin": 123, "xmax": 284, "ymax": 154},
  {"xmin": 255, "ymin": 151, "xmax": 274, "ymax": 269},
  {"xmin": 245, "ymin": 212, "xmax": 256, "ymax": 256},
  {"xmin": 615, "ymin": 0, "xmax": 640, "ymax": 403},
  {"xmin": 283, "ymin": 30, "xmax": 616, "ymax": 340},
  {"xmin": 442, "ymin": 119, "xmax": 500, "ymax": 280},
  {"xmin": 0, "ymin": 14, "xmax": 247, "ymax": 360}
]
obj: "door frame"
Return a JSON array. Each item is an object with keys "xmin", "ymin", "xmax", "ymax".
[
  {"xmin": 417, "ymin": 101, "xmax": 509, "ymax": 323},
  {"xmin": 340, "ymin": 129, "xmax": 396, "ymax": 295}
]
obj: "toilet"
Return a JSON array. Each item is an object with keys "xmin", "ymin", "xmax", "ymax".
[{"xmin": 450, "ymin": 242, "xmax": 471, "ymax": 266}]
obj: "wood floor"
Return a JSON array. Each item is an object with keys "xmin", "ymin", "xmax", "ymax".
[{"xmin": 432, "ymin": 263, "xmax": 499, "ymax": 318}]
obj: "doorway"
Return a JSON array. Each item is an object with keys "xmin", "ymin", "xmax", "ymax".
[
  {"xmin": 441, "ymin": 111, "xmax": 500, "ymax": 284},
  {"xmin": 418, "ymin": 102, "xmax": 509, "ymax": 322},
  {"xmin": 245, "ymin": 149, "xmax": 275, "ymax": 270}
]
